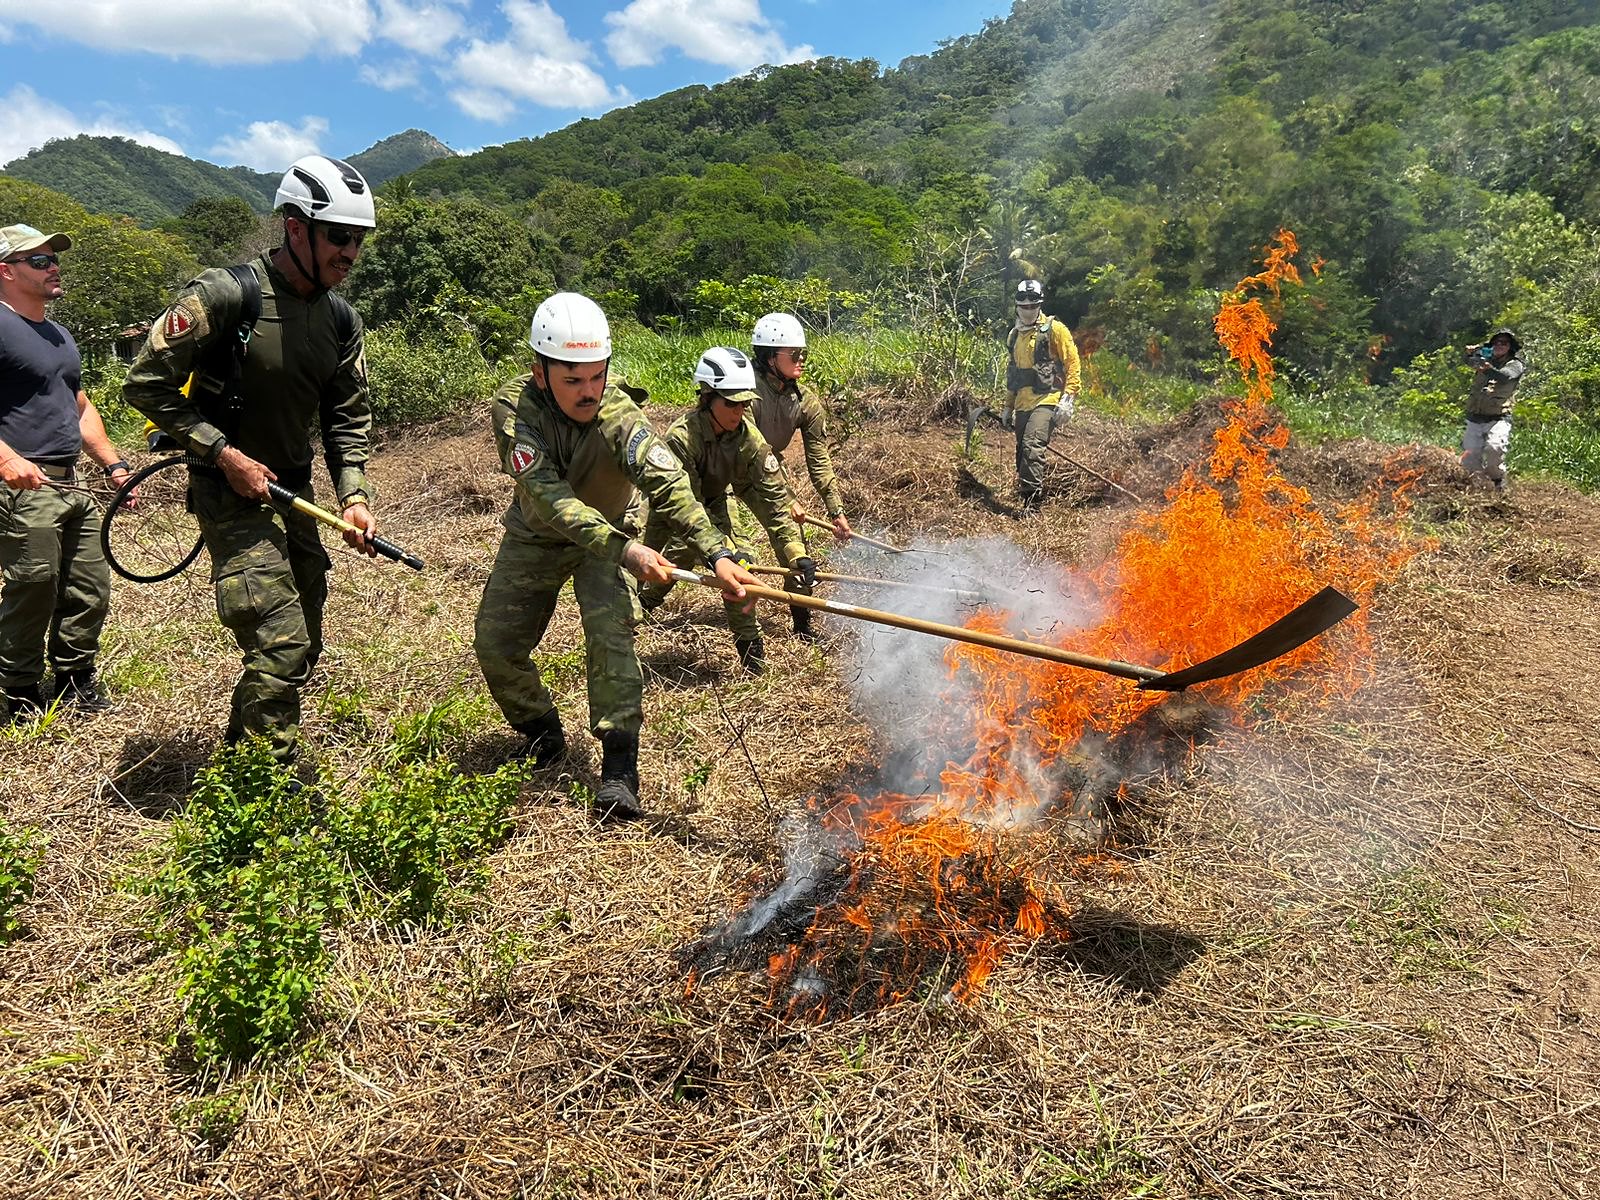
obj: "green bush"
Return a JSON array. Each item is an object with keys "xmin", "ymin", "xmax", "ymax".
[
  {"xmin": 0, "ymin": 819, "xmax": 44, "ymax": 940},
  {"xmin": 331, "ymin": 759, "xmax": 526, "ymax": 924},
  {"xmin": 364, "ymin": 323, "xmax": 505, "ymax": 426},
  {"xmin": 177, "ymin": 843, "xmax": 335, "ymax": 1063}
]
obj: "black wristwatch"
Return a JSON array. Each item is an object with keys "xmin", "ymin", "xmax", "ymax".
[
  {"xmin": 707, "ymin": 548, "xmax": 735, "ymax": 568},
  {"xmin": 102, "ymin": 460, "xmax": 130, "ymax": 476}
]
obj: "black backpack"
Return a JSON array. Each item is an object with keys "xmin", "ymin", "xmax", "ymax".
[{"xmin": 151, "ymin": 262, "xmax": 355, "ymax": 449}]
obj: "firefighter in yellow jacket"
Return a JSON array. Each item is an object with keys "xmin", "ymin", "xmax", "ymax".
[
  {"xmin": 1002, "ymin": 279, "xmax": 1082, "ymax": 511},
  {"xmin": 639, "ymin": 347, "xmax": 816, "ymax": 674},
  {"xmin": 473, "ymin": 294, "xmax": 758, "ymax": 820}
]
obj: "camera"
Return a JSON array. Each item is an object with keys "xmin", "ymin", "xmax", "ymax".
[{"xmin": 1475, "ymin": 344, "xmax": 1495, "ymax": 362}]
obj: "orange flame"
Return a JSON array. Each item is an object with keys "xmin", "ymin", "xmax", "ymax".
[{"xmin": 707, "ymin": 231, "xmax": 1418, "ymax": 1021}]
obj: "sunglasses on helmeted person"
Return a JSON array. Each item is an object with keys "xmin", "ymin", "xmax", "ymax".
[
  {"xmin": 316, "ymin": 226, "xmax": 367, "ymax": 249},
  {"xmin": 3, "ymin": 253, "xmax": 59, "ymax": 270}
]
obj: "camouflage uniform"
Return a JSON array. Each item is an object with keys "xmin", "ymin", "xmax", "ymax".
[
  {"xmin": 474, "ymin": 374, "xmax": 728, "ymax": 736},
  {"xmin": 638, "ymin": 401, "xmax": 806, "ymax": 640},
  {"xmin": 752, "ymin": 372, "xmax": 843, "ymax": 601},
  {"xmin": 123, "ymin": 254, "xmax": 370, "ymax": 761},
  {"xmin": 1003, "ymin": 315, "xmax": 1082, "ymax": 506}
]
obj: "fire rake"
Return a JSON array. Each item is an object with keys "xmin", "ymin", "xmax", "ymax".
[{"xmin": 671, "ymin": 569, "xmax": 1357, "ymax": 691}]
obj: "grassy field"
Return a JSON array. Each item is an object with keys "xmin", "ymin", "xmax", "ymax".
[{"xmin": 3, "ymin": 393, "xmax": 1598, "ymax": 1198}]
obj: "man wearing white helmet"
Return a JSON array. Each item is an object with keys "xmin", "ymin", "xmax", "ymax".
[
  {"xmin": 474, "ymin": 294, "xmax": 758, "ymax": 820},
  {"xmin": 125, "ymin": 154, "xmax": 380, "ymax": 766},
  {"xmin": 1002, "ymin": 278, "xmax": 1081, "ymax": 511},
  {"xmin": 750, "ymin": 312, "xmax": 852, "ymax": 641},
  {"xmin": 637, "ymin": 346, "xmax": 815, "ymax": 674}
]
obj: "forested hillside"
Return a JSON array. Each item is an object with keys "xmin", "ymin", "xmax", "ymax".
[
  {"xmin": 1, "ymin": 128, "xmax": 453, "ymax": 224},
  {"xmin": 3, "ymin": 0, "xmax": 1599, "ymax": 484},
  {"xmin": 385, "ymin": 0, "xmax": 1600, "ymax": 428}
]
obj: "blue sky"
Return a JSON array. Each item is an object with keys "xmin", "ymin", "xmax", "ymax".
[{"xmin": 0, "ymin": 0, "xmax": 1010, "ymax": 170}]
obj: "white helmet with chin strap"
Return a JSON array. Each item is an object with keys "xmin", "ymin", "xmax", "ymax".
[
  {"xmin": 275, "ymin": 155, "xmax": 376, "ymax": 228},
  {"xmin": 751, "ymin": 312, "xmax": 806, "ymax": 349},
  {"xmin": 529, "ymin": 292, "xmax": 612, "ymax": 363},
  {"xmin": 694, "ymin": 346, "xmax": 756, "ymax": 393}
]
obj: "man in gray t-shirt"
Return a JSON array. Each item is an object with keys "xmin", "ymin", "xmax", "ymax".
[{"xmin": 0, "ymin": 223, "xmax": 133, "ymax": 721}]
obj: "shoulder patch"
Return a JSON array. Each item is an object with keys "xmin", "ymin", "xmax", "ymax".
[
  {"xmin": 647, "ymin": 443, "xmax": 679, "ymax": 471},
  {"xmin": 509, "ymin": 443, "xmax": 540, "ymax": 475},
  {"xmin": 625, "ymin": 426, "xmax": 650, "ymax": 468},
  {"xmin": 151, "ymin": 294, "xmax": 208, "ymax": 351},
  {"xmin": 762, "ymin": 452, "xmax": 780, "ymax": 474}
]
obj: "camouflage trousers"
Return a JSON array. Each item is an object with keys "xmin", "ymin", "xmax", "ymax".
[
  {"xmin": 0, "ymin": 481, "xmax": 110, "ymax": 687},
  {"xmin": 474, "ymin": 522, "xmax": 644, "ymax": 737},
  {"xmin": 191, "ymin": 472, "xmax": 329, "ymax": 763},
  {"xmin": 637, "ymin": 524, "xmax": 759, "ymax": 642}
]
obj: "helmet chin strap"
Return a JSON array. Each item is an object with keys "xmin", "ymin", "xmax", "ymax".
[{"xmin": 282, "ymin": 216, "xmax": 330, "ymax": 295}]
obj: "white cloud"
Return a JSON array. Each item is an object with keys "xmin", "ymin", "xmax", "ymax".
[
  {"xmin": 361, "ymin": 61, "xmax": 423, "ymax": 91},
  {"xmin": 0, "ymin": 84, "xmax": 182, "ymax": 168},
  {"xmin": 603, "ymin": 0, "xmax": 813, "ymax": 71},
  {"xmin": 447, "ymin": 0, "xmax": 626, "ymax": 118},
  {"xmin": 209, "ymin": 117, "xmax": 330, "ymax": 170},
  {"xmin": 0, "ymin": 0, "xmax": 372, "ymax": 65},
  {"xmin": 375, "ymin": 0, "xmax": 468, "ymax": 56}
]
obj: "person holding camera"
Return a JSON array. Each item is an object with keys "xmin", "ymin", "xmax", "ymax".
[
  {"xmin": 1461, "ymin": 328, "xmax": 1525, "ymax": 494},
  {"xmin": 1001, "ymin": 279, "xmax": 1081, "ymax": 512}
]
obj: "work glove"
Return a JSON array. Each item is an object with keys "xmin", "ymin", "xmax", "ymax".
[
  {"xmin": 1051, "ymin": 395, "xmax": 1076, "ymax": 430},
  {"xmin": 731, "ymin": 546, "xmax": 757, "ymax": 568},
  {"xmin": 1001, "ymin": 408, "xmax": 1016, "ymax": 430},
  {"xmin": 793, "ymin": 556, "xmax": 818, "ymax": 589}
]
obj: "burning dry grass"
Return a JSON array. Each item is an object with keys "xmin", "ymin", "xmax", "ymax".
[{"xmin": 3, "ymin": 397, "xmax": 1600, "ymax": 1198}]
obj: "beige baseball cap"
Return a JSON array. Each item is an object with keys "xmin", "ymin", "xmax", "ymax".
[{"xmin": 0, "ymin": 224, "xmax": 72, "ymax": 257}]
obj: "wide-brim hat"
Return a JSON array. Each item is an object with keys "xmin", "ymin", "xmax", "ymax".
[{"xmin": 0, "ymin": 224, "xmax": 72, "ymax": 257}]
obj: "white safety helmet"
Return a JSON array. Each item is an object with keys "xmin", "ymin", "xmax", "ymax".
[
  {"xmin": 529, "ymin": 292, "xmax": 612, "ymax": 363},
  {"xmin": 275, "ymin": 155, "xmax": 376, "ymax": 228},
  {"xmin": 694, "ymin": 346, "xmax": 757, "ymax": 393},
  {"xmin": 751, "ymin": 312, "xmax": 807, "ymax": 349},
  {"xmin": 1016, "ymin": 278, "xmax": 1045, "ymax": 306}
]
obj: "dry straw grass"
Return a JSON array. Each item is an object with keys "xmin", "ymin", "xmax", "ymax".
[{"xmin": 3, "ymin": 399, "xmax": 1598, "ymax": 1198}]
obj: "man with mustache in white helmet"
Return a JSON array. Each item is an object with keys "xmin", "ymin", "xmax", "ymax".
[{"xmin": 475, "ymin": 293, "xmax": 759, "ymax": 821}]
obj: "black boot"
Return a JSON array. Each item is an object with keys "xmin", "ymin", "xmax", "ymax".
[
  {"xmin": 511, "ymin": 708, "xmax": 567, "ymax": 765},
  {"xmin": 734, "ymin": 637, "xmax": 766, "ymax": 674},
  {"xmin": 790, "ymin": 605, "xmax": 817, "ymax": 642},
  {"xmin": 595, "ymin": 730, "xmax": 643, "ymax": 821},
  {"xmin": 3, "ymin": 683, "xmax": 44, "ymax": 725},
  {"xmin": 52, "ymin": 669, "xmax": 110, "ymax": 714}
]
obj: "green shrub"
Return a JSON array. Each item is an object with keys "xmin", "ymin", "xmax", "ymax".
[
  {"xmin": 0, "ymin": 819, "xmax": 44, "ymax": 940},
  {"xmin": 364, "ymin": 324, "xmax": 504, "ymax": 426},
  {"xmin": 177, "ymin": 841, "xmax": 336, "ymax": 1063},
  {"xmin": 331, "ymin": 759, "xmax": 526, "ymax": 924}
]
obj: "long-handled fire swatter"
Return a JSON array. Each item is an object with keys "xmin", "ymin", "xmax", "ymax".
[
  {"xmin": 100, "ymin": 454, "xmax": 424, "ymax": 583},
  {"xmin": 669, "ymin": 568, "xmax": 1357, "ymax": 691}
]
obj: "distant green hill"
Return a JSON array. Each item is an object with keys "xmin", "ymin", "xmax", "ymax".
[
  {"xmin": 351, "ymin": 129, "xmax": 456, "ymax": 187},
  {"xmin": 2, "ymin": 136, "xmax": 276, "ymax": 225},
  {"xmin": 1, "ymin": 129, "xmax": 454, "ymax": 225}
]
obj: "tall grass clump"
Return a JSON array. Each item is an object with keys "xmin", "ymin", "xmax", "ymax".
[{"xmin": 365, "ymin": 324, "xmax": 510, "ymax": 426}]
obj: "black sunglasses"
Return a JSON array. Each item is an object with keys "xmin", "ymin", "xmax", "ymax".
[
  {"xmin": 313, "ymin": 225, "xmax": 367, "ymax": 249},
  {"xmin": 5, "ymin": 253, "xmax": 58, "ymax": 270}
]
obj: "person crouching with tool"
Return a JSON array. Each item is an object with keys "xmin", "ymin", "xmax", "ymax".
[
  {"xmin": 123, "ymin": 156, "xmax": 381, "ymax": 767},
  {"xmin": 0, "ymin": 223, "xmax": 133, "ymax": 722},
  {"xmin": 638, "ymin": 347, "xmax": 817, "ymax": 675},
  {"xmin": 473, "ymin": 298, "xmax": 759, "ymax": 821}
]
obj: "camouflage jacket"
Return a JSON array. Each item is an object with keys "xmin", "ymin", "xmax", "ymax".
[
  {"xmin": 647, "ymin": 405, "xmax": 806, "ymax": 565},
  {"xmin": 491, "ymin": 373, "xmax": 725, "ymax": 565},
  {"xmin": 122, "ymin": 254, "xmax": 370, "ymax": 500},
  {"xmin": 752, "ymin": 372, "xmax": 846, "ymax": 518},
  {"xmin": 1004, "ymin": 315, "xmax": 1082, "ymax": 414}
]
